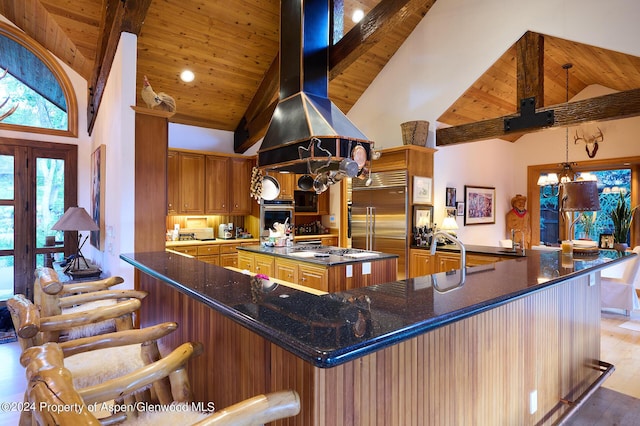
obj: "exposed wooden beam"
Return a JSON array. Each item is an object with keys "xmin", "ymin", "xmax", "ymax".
[
  {"xmin": 330, "ymin": 0, "xmax": 435, "ymax": 78},
  {"xmin": 233, "ymin": 0, "xmax": 436, "ymax": 153},
  {"xmin": 436, "ymin": 88, "xmax": 640, "ymax": 146},
  {"xmin": 87, "ymin": 0, "xmax": 151, "ymax": 134},
  {"xmin": 516, "ymin": 31, "xmax": 544, "ymax": 108}
]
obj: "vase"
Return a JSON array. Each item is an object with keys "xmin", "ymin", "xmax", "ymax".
[{"xmin": 613, "ymin": 242, "xmax": 629, "ymax": 252}]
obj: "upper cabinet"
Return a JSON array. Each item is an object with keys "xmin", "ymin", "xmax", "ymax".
[
  {"xmin": 274, "ymin": 172, "xmax": 296, "ymax": 200},
  {"xmin": 205, "ymin": 155, "xmax": 230, "ymax": 214},
  {"xmin": 228, "ymin": 158, "xmax": 252, "ymax": 214},
  {"xmin": 178, "ymin": 152, "xmax": 205, "ymax": 214},
  {"xmin": 168, "ymin": 150, "xmax": 253, "ymax": 216}
]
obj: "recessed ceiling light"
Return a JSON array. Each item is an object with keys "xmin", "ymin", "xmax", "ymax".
[
  {"xmin": 352, "ymin": 9, "xmax": 364, "ymax": 23},
  {"xmin": 180, "ymin": 70, "xmax": 195, "ymax": 83}
]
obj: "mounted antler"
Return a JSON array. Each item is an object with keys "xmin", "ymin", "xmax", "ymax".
[
  {"xmin": 574, "ymin": 127, "xmax": 604, "ymax": 158},
  {"xmin": 0, "ymin": 67, "xmax": 19, "ymax": 122}
]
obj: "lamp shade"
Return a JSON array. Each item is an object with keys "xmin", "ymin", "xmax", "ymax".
[
  {"xmin": 561, "ymin": 181, "xmax": 600, "ymax": 212},
  {"xmin": 51, "ymin": 207, "xmax": 99, "ymax": 231},
  {"xmin": 441, "ymin": 216, "xmax": 459, "ymax": 231}
]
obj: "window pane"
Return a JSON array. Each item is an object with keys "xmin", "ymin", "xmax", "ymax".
[
  {"xmin": 0, "ymin": 255, "xmax": 14, "ymax": 301},
  {"xmin": 36, "ymin": 158, "xmax": 65, "ymax": 248},
  {"xmin": 0, "ymin": 206, "xmax": 13, "ymax": 250},
  {"xmin": 541, "ymin": 169, "xmax": 632, "ymax": 244},
  {"xmin": 0, "ymin": 154, "xmax": 13, "ymax": 200}
]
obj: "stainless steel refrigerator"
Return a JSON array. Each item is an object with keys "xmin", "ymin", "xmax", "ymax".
[{"xmin": 351, "ymin": 170, "xmax": 408, "ymax": 279}]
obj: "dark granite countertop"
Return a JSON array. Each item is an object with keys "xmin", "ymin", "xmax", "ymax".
[
  {"xmin": 120, "ymin": 249, "xmax": 633, "ymax": 368},
  {"xmin": 237, "ymin": 244, "xmax": 398, "ymax": 266}
]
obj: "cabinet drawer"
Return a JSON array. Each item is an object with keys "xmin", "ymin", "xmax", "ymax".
[
  {"xmin": 171, "ymin": 246, "xmax": 198, "ymax": 256},
  {"xmin": 220, "ymin": 244, "xmax": 239, "ymax": 254},
  {"xmin": 197, "ymin": 245, "xmax": 220, "ymax": 256}
]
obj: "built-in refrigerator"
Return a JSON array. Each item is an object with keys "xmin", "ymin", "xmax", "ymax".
[{"xmin": 351, "ymin": 170, "xmax": 408, "ymax": 279}]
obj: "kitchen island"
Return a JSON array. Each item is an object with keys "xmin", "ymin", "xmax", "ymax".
[
  {"xmin": 122, "ymin": 249, "xmax": 634, "ymax": 425},
  {"xmin": 237, "ymin": 244, "xmax": 398, "ymax": 292}
]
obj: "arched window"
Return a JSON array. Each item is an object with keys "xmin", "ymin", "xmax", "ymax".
[{"xmin": 0, "ymin": 22, "xmax": 77, "ymax": 137}]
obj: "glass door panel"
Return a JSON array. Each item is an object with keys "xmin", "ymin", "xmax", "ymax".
[
  {"xmin": 0, "ymin": 154, "xmax": 13, "ymax": 200},
  {"xmin": 0, "ymin": 255, "xmax": 14, "ymax": 301},
  {"xmin": 36, "ymin": 158, "xmax": 65, "ymax": 248}
]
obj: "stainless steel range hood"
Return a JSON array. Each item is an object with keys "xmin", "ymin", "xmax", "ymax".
[{"xmin": 258, "ymin": 0, "xmax": 374, "ymax": 175}]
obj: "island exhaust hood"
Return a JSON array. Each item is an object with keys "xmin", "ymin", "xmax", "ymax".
[{"xmin": 257, "ymin": 0, "xmax": 374, "ymax": 175}]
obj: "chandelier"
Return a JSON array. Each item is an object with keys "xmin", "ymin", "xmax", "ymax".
[{"xmin": 537, "ymin": 63, "xmax": 597, "ymax": 197}]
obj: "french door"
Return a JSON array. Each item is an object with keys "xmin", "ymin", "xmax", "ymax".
[{"xmin": 0, "ymin": 138, "xmax": 77, "ymax": 301}]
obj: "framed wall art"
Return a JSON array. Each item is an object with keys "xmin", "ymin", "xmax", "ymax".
[
  {"xmin": 456, "ymin": 201, "xmax": 465, "ymax": 216},
  {"xmin": 445, "ymin": 187, "xmax": 457, "ymax": 207},
  {"xmin": 413, "ymin": 205, "xmax": 434, "ymax": 228},
  {"xmin": 90, "ymin": 144, "xmax": 106, "ymax": 250},
  {"xmin": 413, "ymin": 176, "xmax": 433, "ymax": 204},
  {"xmin": 464, "ymin": 185, "xmax": 496, "ymax": 225}
]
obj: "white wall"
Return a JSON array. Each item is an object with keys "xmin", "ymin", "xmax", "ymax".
[
  {"xmin": 348, "ymin": 0, "xmax": 640, "ymax": 245},
  {"xmin": 88, "ymin": 33, "xmax": 137, "ymax": 287},
  {"xmin": 169, "ymin": 123, "xmax": 235, "ymax": 153}
]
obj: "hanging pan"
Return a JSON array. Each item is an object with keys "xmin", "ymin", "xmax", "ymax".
[{"xmin": 261, "ymin": 175, "xmax": 281, "ymax": 201}]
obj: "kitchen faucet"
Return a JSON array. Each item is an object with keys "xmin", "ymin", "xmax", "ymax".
[
  {"xmin": 510, "ymin": 229, "xmax": 526, "ymax": 255},
  {"xmin": 430, "ymin": 230, "xmax": 466, "ymax": 289}
]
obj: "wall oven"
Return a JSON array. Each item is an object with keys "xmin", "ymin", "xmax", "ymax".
[{"xmin": 260, "ymin": 200, "xmax": 295, "ymax": 236}]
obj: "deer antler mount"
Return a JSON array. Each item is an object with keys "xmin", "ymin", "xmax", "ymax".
[{"xmin": 574, "ymin": 127, "xmax": 603, "ymax": 158}]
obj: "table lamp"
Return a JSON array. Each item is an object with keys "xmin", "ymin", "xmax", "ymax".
[
  {"xmin": 440, "ymin": 216, "xmax": 459, "ymax": 237},
  {"xmin": 561, "ymin": 180, "xmax": 600, "ymax": 240},
  {"xmin": 51, "ymin": 207, "xmax": 101, "ymax": 276}
]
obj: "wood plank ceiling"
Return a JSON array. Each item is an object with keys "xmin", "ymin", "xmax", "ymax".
[{"xmin": 2, "ymin": 0, "xmax": 640, "ymax": 149}]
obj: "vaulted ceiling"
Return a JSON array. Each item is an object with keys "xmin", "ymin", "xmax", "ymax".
[{"xmin": 2, "ymin": 0, "xmax": 640, "ymax": 151}]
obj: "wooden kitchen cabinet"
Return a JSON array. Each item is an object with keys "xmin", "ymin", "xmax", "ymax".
[
  {"xmin": 436, "ymin": 252, "xmax": 461, "ymax": 273},
  {"xmin": 409, "ymin": 249, "xmax": 435, "ymax": 278},
  {"xmin": 167, "ymin": 151, "xmax": 179, "ymax": 215},
  {"xmin": 317, "ymin": 191, "xmax": 329, "ymax": 214},
  {"xmin": 229, "ymin": 158, "xmax": 252, "ymax": 214},
  {"xmin": 273, "ymin": 258, "xmax": 327, "ymax": 291},
  {"xmin": 274, "ymin": 258, "xmax": 299, "ymax": 283},
  {"xmin": 298, "ymin": 264, "xmax": 328, "ymax": 292},
  {"xmin": 178, "ymin": 152, "xmax": 205, "ymax": 214},
  {"xmin": 275, "ymin": 172, "xmax": 296, "ymax": 200},
  {"xmin": 197, "ymin": 245, "xmax": 220, "ymax": 265},
  {"xmin": 168, "ymin": 150, "xmax": 252, "ymax": 215},
  {"xmin": 205, "ymin": 155, "xmax": 230, "ymax": 214},
  {"xmin": 220, "ymin": 243, "xmax": 240, "ymax": 268}
]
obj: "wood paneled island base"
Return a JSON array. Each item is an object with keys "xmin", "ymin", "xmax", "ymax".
[{"xmin": 137, "ymin": 262, "xmax": 604, "ymax": 425}]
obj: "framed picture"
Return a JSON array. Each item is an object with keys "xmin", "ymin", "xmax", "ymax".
[
  {"xmin": 90, "ymin": 144, "xmax": 106, "ymax": 250},
  {"xmin": 445, "ymin": 187, "xmax": 457, "ymax": 207},
  {"xmin": 599, "ymin": 233, "xmax": 614, "ymax": 249},
  {"xmin": 445, "ymin": 207, "xmax": 456, "ymax": 218},
  {"xmin": 464, "ymin": 185, "xmax": 496, "ymax": 225},
  {"xmin": 413, "ymin": 205, "xmax": 434, "ymax": 228},
  {"xmin": 456, "ymin": 202, "xmax": 465, "ymax": 216},
  {"xmin": 413, "ymin": 176, "xmax": 433, "ymax": 204}
]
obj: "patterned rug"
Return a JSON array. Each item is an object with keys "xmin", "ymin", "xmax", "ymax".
[{"xmin": 0, "ymin": 329, "xmax": 17, "ymax": 344}]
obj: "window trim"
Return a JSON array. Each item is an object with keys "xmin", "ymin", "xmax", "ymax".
[
  {"xmin": 0, "ymin": 22, "xmax": 78, "ymax": 137},
  {"xmin": 528, "ymin": 156, "xmax": 640, "ymax": 247}
]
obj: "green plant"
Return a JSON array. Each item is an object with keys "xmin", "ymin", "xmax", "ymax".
[{"xmin": 610, "ymin": 192, "xmax": 638, "ymax": 244}]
